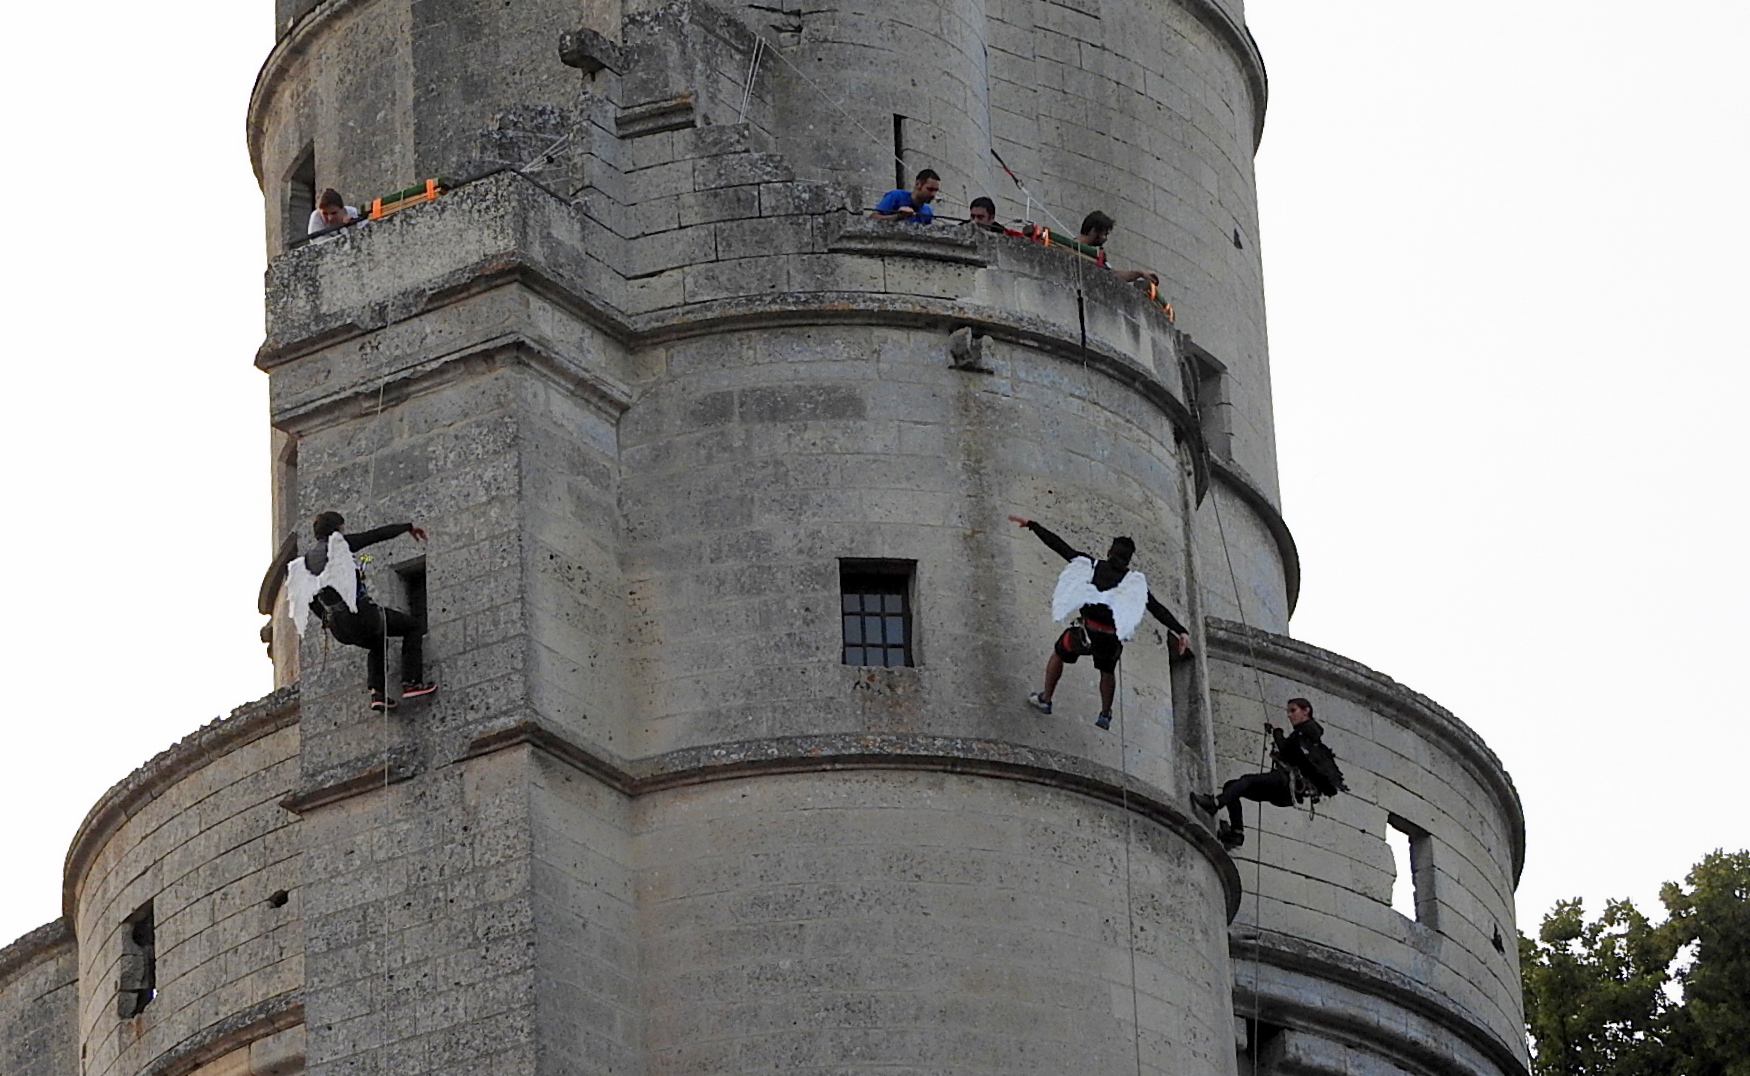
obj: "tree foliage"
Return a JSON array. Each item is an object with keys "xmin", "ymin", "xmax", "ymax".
[{"xmin": 1522, "ymin": 851, "xmax": 1750, "ymax": 1076}]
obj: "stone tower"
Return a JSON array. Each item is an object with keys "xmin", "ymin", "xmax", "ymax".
[{"xmin": 0, "ymin": 2, "xmax": 1527, "ymax": 1076}]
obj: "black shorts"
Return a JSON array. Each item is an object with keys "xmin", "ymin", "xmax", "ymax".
[{"xmin": 1055, "ymin": 625, "xmax": 1123, "ymax": 673}]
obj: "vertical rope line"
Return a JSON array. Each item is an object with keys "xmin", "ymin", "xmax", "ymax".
[
  {"xmin": 362, "ymin": 377, "xmax": 391, "ymax": 1066},
  {"xmin": 738, "ymin": 37, "xmax": 765, "ymax": 124},
  {"xmin": 1115, "ymin": 660, "xmax": 1145, "ymax": 1076},
  {"xmin": 1210, "ymin": 487, "xmax": 1273, "ymax": 1075}
]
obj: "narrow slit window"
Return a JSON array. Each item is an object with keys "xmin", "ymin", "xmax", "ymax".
[
  {"xmin": 118, "ymin": 900, "xmax": 156, "ymax": 1018},
  {"xmin": 892, "ymin": 115, "xmax": 907, "ymax": 193},
  {"xmin": 1386, "ymin": 814, "xmax": 1438, "ymax": 927},
  {"xmin": 840, "ymin": 559, "xmax": 915, "ymax": 667}
]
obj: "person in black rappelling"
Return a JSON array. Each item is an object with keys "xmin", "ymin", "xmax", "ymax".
[
  {"xmin": 1008, "ymin": 514, "xmax": 1192, "ymax": 730},
  {"xmin": 1191, "ymin": 697, "xmax": 1347, "ymax": 848},
  {"xmin": 280, "ymin": 511, "xmax": 436, "ymax": 711}
]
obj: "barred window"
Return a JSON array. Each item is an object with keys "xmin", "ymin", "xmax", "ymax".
[{"xmin": 840, "ymin": 560, "xmax": 915, "ymax": 667}]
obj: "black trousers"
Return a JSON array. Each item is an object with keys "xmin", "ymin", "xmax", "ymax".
[
  {"xmin": 1215, "ymin": 770, "xmax": 1294, "ymax": 831},
  {"xmin": 324, "ymin": 600, "xmax": 424, "ymax": 694}
]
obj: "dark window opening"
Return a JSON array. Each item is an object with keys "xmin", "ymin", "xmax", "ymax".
[
  {"xmin": 285, "ymin": 146, "xmax": 316, "ymax": 249},
  {"xmin": 268, "ymin": 890, "xmax": 291, "ymax": 909},
  {"xmin": 117, "ymin": 901, "xmax": 156, "ymax": 1018},
  {"xmin": 1181, "ymin": 341, "xmax": 1232, "ymax": 460},
  {"xmin": 1491, "ymin": 922, "xmax": 1506, "ymax": 953},
  {"xmin": 1241, "ymin": 1019, "xmax": 1288, "ymax": 1070},
  {"xmin": 841, "ymin": 559, "xmax": 915, "ymax": 667},
  {"xmin": 892, "ymin": 115, "xmax": 907, "ymax": 192},
  {"xmin": 396, "ymin": 558, "xmax": 428, "ymax": 624},
  {"xmin": 1387, "ymin": 814, "xmax": 1438, "ymax": 927}
]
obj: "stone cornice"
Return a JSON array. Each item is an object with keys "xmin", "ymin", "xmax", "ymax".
[
  {"xmin": 62, "ymin": 688, "xmax": 301, "ymax": 924},
  {"xmin": 1206, "ymin": 621, "xmax": 1526, "ymax": 882},
  {"xmin": 462, "ymin": 718, "xmax": 1246, "ymax": 921},
  {"xmin": 0, "ymin": 917, "xmax": 72, "ymax": 993},
  {"xmin": 1234, "ymin": 929, "xmax": 1528, "ymax": 1076},
  {"xmin": 137, "ymin": 993, "xmax": 304, "ymax": 1076}
]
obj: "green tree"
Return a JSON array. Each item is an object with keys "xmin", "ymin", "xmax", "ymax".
[
  {"xmin": 1521, "ymin": 898, "xmax": 1677, "ymax": 1076},
  {"xmin": 1660, "ymin": 851, "xmax": 1750, "ymax": 1076},
  {"xmin": 1521, "ymin": 850, "xmax": 1750, "ymax": 1076}
]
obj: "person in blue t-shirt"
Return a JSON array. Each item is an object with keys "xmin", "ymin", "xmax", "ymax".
[{"xmin": 869, "ymin": 169, "xmax": 940, "ymax": 223}]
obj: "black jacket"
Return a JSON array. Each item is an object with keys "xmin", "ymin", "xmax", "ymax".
[{"xmin": 1272, "ymin": 718, "xmax": 1347, "ymax": 796}]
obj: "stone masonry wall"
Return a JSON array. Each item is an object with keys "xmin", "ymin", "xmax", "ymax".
[
  {"xmin": 251, "ymin": 0, "xmax": 1280, "ymax": 510},
  {"xmin": 68, "ymin": 702, "xmax": 302, "ymax": 1076},
  {"xmin": 619, "ymin": 323, "xmax": 1196, "ymax": 776},
  {"xmin": 0, "ymin": 923, "xmax": 77, "ymax": 1076},
  {"xmin": 632, "ymin": 769, "xmax": 1236, "ymax": 1075},
  {"xmin": 1206, "ymin": 626, "xmax": 1527, "ymax": 1074}
]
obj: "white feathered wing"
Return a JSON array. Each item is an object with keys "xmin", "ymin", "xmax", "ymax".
[
  {"xmin": 1051, "ymin": 557, "xmax": 1150, "ymax": 640},
  {"xmin": 285, "ymin": 532, "xmax": 359, "ymax": 635}
]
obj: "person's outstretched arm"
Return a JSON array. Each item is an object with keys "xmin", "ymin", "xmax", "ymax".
[
  {"xmin": 1007, "ymin": 515, "xmax": 1084, "ymax": 562},
  {"xmin": 345, "ymin": 523, "xmax": 427, "ymax": 551},
  {"xmin": 1145, "ymin": 593, "xmax": 1193, "ymax": 655}
]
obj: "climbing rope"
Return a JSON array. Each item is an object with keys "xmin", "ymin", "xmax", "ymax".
[
  {"xmin": 1114, "ymin": 660, "xmax": 1145, "ymax": 1076},
  {"xmin": 1210, "ymin": 487, "xmax": 1276, "ymax": 1075},
  {"xmin": 362, "ymin": 377, "xmax": 395, "ymax": 1072}
]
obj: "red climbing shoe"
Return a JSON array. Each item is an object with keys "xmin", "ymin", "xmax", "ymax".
[{"xmin": 401, "ymin": 682, "xmax": 438, "ymax": 700}]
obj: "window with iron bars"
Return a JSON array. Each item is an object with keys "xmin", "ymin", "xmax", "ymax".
[{"xmin": 840, "ymin": 560, "xmax": 915, "ymax": 667}]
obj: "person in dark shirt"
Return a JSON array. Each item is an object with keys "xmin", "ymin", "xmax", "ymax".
[
  {"xmin": 968, "ymin": 196, "xmax": 1000, "ymax": 230},
  {"xmin": 277, "ymin": 510, "xmax": 436, "ymax": 711},
  {"xmin": 1192, "ymin": 698, "xmax": 1346, "ymax": 848},
  {"xmin": 1009, "ymin": 515, "xmax": 1192, "ymax": 729},
  {"xmin": 869, "ymin": 169, "xmax": 940, "ymax": 223},
  {"xmin": 1077, "ymin": 210, "xmax": 1159, "ymax": 286}
]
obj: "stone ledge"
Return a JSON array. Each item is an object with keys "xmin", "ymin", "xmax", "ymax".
[
  {"xmin": 63, "ymin": 688, "xmax": 301, "ymax": 924},
  {"xmin": 136, "ymin": 993, "xmax": 304, "ymax": 1076},
  {"xmin": 461, "ymin": 718, "xmax": 1245, "ymax": 921},
  {"xmin": 267, "ymin": 330, "xmax": 634, "ymax": 438},
  {"xmin": 828, "ymin": 218, "xmax": 988, "ymax": 266},
  {"xmin": 617, "ymin": 94, "xmax": 697, "ymax": 138},
  {"xmin": 0, "ymin": 917, "xmax": 72, "ymax": 993},
  {"xmin": 280, "ymin": 750, "xmax": 417, "ymax": 816},
  {"xmin": 1235, "ymin": 929, "xmax": 1528, "ymax": 1076},
  {"xmin": 1206, "ymin": 620, "xmax": 1526, "ymax": 883}
]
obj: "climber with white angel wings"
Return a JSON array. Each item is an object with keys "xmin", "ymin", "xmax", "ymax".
[
  {"xmin": 1008, "ymin": 515, "xmax": 1192, "ymax": 730},
  {"xmin": 282, "ymin": 511, "xmax": 435, "ymax": 711}
]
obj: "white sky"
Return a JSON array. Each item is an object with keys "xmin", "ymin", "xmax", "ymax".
[{"xmin": 0, "ymin": 1, "xmax": 1744, "ymax": 955}]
